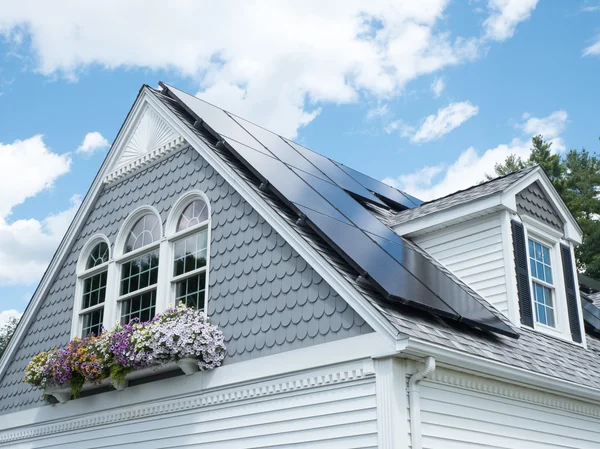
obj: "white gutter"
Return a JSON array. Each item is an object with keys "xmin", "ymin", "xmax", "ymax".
[
  {"xmin": 408, "ymin": 356, "xmax": 436, "ymax": 449},
  {"xmin": 405, "ymin": 338, "xmax": 600, "ymax": 405}
]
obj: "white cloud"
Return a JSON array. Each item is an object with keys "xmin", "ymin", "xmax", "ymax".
[
  {"xmin": 0, "ymin": 135, "xmax": 71, "ymax": 217},
  {"xmin": 0, "ymin": 195, "xmax": 81, "ymax": 285},
  {"xmin": 483, "ymin": 0, "xmax": 539, "ymax": 41},
  {"xmin": 0, "ymin": 1, "xmax": 531, "ymax": 138},
  {"xmin": 583, "ymin": 38, "xmax": 600, "ymax": 57},
  {"xmin": 384, "ymin": 119, "xmax": 415, "ymax": 137},
  {"xmin": 385, "ymin": 110, "xmax": 567, "ymax": 201},
  {"xmin": 0, "ymin": 135, "xmax": 75, "ymax": 285},
  {"xmin": 519, "ymin": 110, "xmax": 567, "ymax": 151},
  {"xmin": 0, "ymin": 309, "xmax": 21, "ymax": 328},
  {"xmin": 430, "ymin": 77, "xmax": 445, "ymax": 97},
  {"xmin": 411, "ymin": 101, "xmax": 479, "ymax": 143},
  {"xmin": 366, "ymin": 103, "xmax": 390, "ymax": 120},
  {"xmin": 76, "ymin": 131, "xmax": 109, "ymax": 155}
]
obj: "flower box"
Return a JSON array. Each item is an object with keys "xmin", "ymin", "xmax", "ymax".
[
  {"xmin": 26, "ymin": 304, "xmax": 225, "ymax": 404},
  {"xmin": 44, "ymin": 359, "xmax": 200, "ymax": 403}
]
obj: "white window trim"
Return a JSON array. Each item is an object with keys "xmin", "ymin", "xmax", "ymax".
[
  {"xmin": 71, "ymin": 235, "xmax": 112, "ymax": 338},
  {"xmin": 522, "ymin": 224, "xmax": 573, "ymax": 342},
  {"xmin": 113, "ymin": 206, "xmax": 165, "ymax": 325},
  {"xmin": 164, "ymin": 191, "xmax": 211, "ymax": 313}
]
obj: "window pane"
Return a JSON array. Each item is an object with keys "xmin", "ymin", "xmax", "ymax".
[
  {"xmin": 173, "ymin": 229, "xmax": 208, "ymax": 276},
  {"xmin": 174, "ymin": 272, "xmax": 206, "ymax": 310},
  {"xmin": 86, "ymin": 242, "xmax": 109, "ymax": 269},
  {"xmin": 176, "ymin": 199, "xmax": 209, "ymax": 232},
  {"xmin": 82, "ymin": 270, "xmax": 107, "ymax": 309},
  {"xmin": 533, "ymin": 281, "xmax": 555, "ymax": 327},
  {"xmin": 544, "ymin": 266, "xmax": 553, "ymax": 284},
  {"xmin": 125, "ymin": 214, "xmax": 160, "ymax": 253},
  {"xmin": 82, "ymin": 308, "xmax": 104, "ymax": 337},
  {"xmin": 121, "ymin": 290, "xmax": 156, "ymax": 324},
  {"xmin": 528, "ymin": 239, "xmax": 553, "ymax": 286},
  {"xmin": 120, "ymin": 250, "xmax": 159, "ymax": 295}
]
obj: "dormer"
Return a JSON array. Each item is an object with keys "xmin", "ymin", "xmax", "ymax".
[{"xmin": 391, "ymin": 166, "xmax": 585, "ymax": 345}]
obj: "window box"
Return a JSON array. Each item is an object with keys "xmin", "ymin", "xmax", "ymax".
[{"xmin": 45, "ymin": 359, "xmax": 200, "ymax": 404}]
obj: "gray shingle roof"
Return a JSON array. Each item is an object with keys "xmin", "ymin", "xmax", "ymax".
[
  {"xmin": 390, "ymin": 166, "xmax": 537, "ymax": 226},
  {"xmin": 152, "ymin": 88, "xmax": 600, "ymax": 391}
]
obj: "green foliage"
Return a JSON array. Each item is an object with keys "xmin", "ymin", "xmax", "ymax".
[
  {"xmin": 0, "ymin": 317, "xmax": 19, "ymax": 360},
  {"xmin": 490, "ymin": 135, "xmax": 600, "ymax": 278}
]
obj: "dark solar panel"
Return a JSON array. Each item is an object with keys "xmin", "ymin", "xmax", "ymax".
[
  {"xmin": 223, "ymin": 138, "xmax": 352, "ymax": 225},
  {"xmin": 369, "ymin": 233, "xmax": 515, "ymax": 335},
  {"xmin": 292, "ymin": 168, "xmax": 404, "ymax": 241},
  {"xmin": 283, "ymin": 138, "xmax": 388, "ymax": 207},
  {"xmin": 582, "ymin": 300, "xmax": 600, "ymax": 333},
  {"xmin": 161, "ymin": 82, "xmax": 517, "ymax": 338},
  {"xmin": 159, "ymin": 83, "xmax": 272, "ymax": 155},
  {"xmin": 296, "ymin": 205, "xmax": 458, "ymax": 317},
  {"xmin": 228, "ymin": 115, "xmax": 332, "ymax": 182},
  {"xmin": 335, "ymin": 161, "xmax": 422, "ymax": 208}
]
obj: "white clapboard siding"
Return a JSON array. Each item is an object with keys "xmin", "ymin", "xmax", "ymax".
[
  {"xmin": 414, "ymin": 215, "xmax": 510, "ymax": 316},
  {"xmin": 6, "ymin": 379, "xmax": 377, "ymax": 449},
  {"xmin": 419, "ymin": 380, "xmax": 600, "ymax": 449}
]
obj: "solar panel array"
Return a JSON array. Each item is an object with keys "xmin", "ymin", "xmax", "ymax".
[{"xmin": 160, "ymin": 82, "xmax": 517, "ymax": 338}]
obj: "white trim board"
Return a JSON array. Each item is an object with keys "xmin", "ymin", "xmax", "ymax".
[
  {"xmin": 0, "ymin": 333, "xmax": 387, "ymax": 435},
  {"xmin": 393, "ymin": 166, "xmax": 582, "ymax": 244}
]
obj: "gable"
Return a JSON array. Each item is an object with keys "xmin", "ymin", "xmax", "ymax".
[
  {"xmin": 516, "ymin": 181, "xmax": 563, "ymax": 231},
  {"xmin": 0, "ymin": 145, "xmax": 372, "ymax": 415}
]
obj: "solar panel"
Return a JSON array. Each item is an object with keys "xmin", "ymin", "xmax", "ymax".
[
  {"xmin": 223, "ymin": 138, "xmax": 352, "ymax": 225},
  {"xmin": 292, "ymin": 168, "xmax": 404, "ymax": 241},
  {"xmin": 368, "ymin": 233, "xmax": 515, "ymax": 335},
  {"xmin": 335, "ymin": 161, "xmax": 422, "ymax": 208},
  {"xmin": 161, "ymin": 82, "xmax": 518, "ymax": 338},
  {"xmin": 228, "ymin": 115, "xmax": 332, "ymax": 182},
  {"xmin": 296, "ymin": 205, "xmax": 458, "ymax": 316},
  {"xmin": 283, "ymin": 138, "xmax": 388, "ymax": 207},
  {"xmin": 582, "ymin": 300, "xmax": 600, "ymax": 334},
  {"xmin": 159, "ymin": 83, "xmax": 272, "ymax": 155}
]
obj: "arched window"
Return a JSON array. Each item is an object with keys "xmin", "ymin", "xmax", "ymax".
[
  {"xmin": 78, "ymin": 240, "xmax": 110, "ymax": 337},
  {"xmin": 170, "ymin": 197, "xmax": 210, "ymax": 310},
  {"xmin": 119, "ymin": 212, "xmax": 161, "ymax": 324}
]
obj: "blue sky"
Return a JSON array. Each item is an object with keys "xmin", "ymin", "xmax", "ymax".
[{"xmin": 0, "ymin": 0, "xmax": 599, "ymax": 320}]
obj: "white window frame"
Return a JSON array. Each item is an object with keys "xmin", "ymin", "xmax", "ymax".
[
  {"xmin": 71, "ymin": 235, "xmax": 112, "ymax": 338},
  {"xmin": 522, "ymin": 220, "xmax": 572, "ymax": 341},
  {"xmin": 163, "ymin": 191, "xmax": 211, "ymax": 313},
  {"xmin": 113, "ymin": 206, "xmax": 165, "ymax": 325}
]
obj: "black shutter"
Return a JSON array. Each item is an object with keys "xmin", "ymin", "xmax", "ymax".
[
  {"xmin": 511, "ymin": 220, "xmax": 534, "ymax": 327},
  {"xmin": 560, "ymin": 244, "xmax": 583, "ymax": 343}
]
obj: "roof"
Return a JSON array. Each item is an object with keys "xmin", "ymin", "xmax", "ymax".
[
  {"xmin": 390, "ymin": 166, "xmax": 538, "ymax": 226},
  {"xmin": 152, "ymin": 86, "xmax": 600, "ymax": 391}
]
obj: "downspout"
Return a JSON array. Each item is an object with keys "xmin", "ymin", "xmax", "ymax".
[{"xmin": 408, "ymin": 356, "xmax": 436, "ymax": 449}]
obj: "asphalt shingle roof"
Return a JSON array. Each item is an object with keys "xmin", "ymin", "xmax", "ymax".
[
  {"xmin": 390, "ymin": 166, "xmax": 537, "ymax": 226},
  {"xmin": 153, "ymin": 87, "xmax": 600, "ymax": 391}
]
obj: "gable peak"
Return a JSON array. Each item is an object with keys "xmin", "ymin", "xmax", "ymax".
[{"xmin": 105, "ymin": 102, "xmax": 187, "ymax": 185}]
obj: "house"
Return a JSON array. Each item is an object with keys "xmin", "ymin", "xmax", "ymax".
[{"xmin": 1, "ymin": 82, "xmax": 599, "ymax": 448}]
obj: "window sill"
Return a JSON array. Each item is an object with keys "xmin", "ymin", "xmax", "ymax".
[
  {"xmin": 45, "ymin": 359, "xmax": 200, "ymax": 404},
  {"xmin": 525, "ymin": 323, "xmax": 584, "ymax": 347}
]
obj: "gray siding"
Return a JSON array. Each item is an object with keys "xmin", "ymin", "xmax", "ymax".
[
  {"xmin": 516, "ymin": 182, "xmax": 563, "ymax": 230},
  {"xmin": 0, "ymin": 146, "xmax": 372, "ymax": 415}
]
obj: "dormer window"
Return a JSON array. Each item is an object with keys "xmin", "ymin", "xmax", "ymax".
[{"xmin": 528, "ymin": 239, "xmax": 555, "ymax": 327}]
